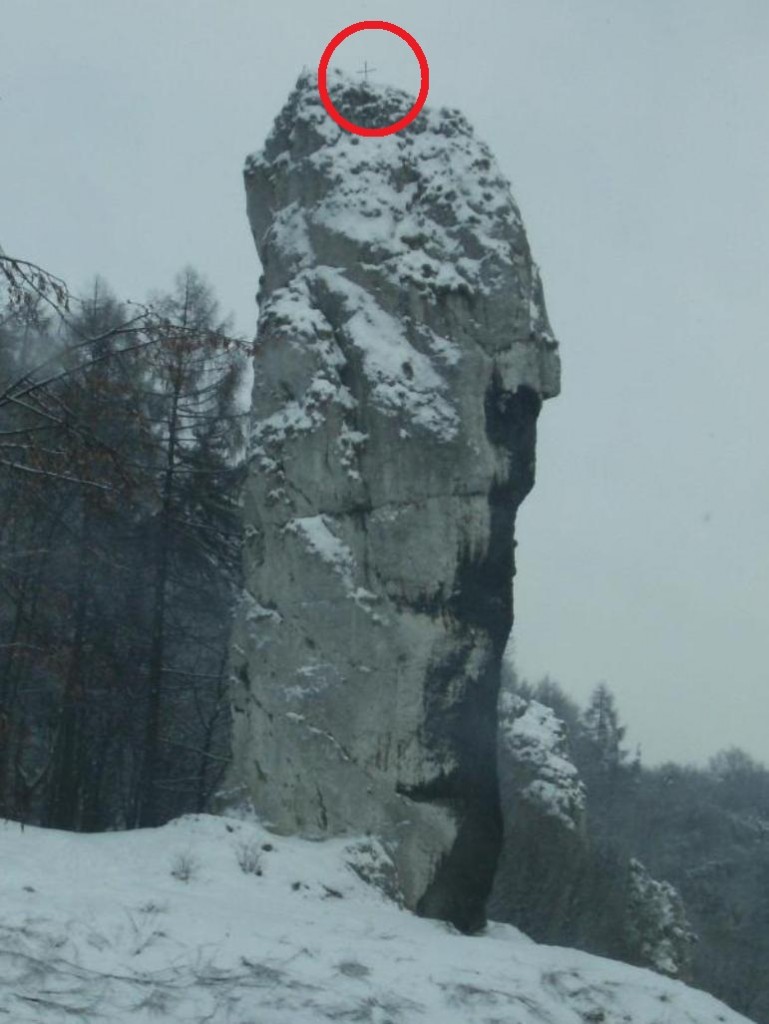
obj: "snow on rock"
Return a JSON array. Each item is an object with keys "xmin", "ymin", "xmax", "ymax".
[
  {"xmin": 499, "ymin": 693, "xmax": 586, "ymax": 830},
  {"xmin": 229, "ymin": 69, "xmax": 561, "ymax": 933},
  {"xmin": 492, "ymin": 695, "xmax": 696, "ymax": 981},
  {"xmin": 625, "ymin": 857, "xmax": 697, "ymax": 978},
  {"xmin": 285, "ymin": 514, "xmax": 356, "ymax": 584},
  {"xmin": 0, "ymin": 814, "xmax": 753, "ymax": 1024},
  {"xmin": 315, "ymin": 266, "xmax": 460, "ymax": 439}
]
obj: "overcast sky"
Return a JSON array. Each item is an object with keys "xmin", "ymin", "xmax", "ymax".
[{"xmin": 2, "ymin": 0, "xmax": 767, "ymax": 766}]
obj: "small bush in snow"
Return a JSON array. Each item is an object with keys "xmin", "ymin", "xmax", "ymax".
[
  {"xmin": 137, "ymin": 900, "xmax": 167, "ymax": 915},
  {"xmin": 127, "ymin": 906, "xmax": 167, "ymax": 956},
  {"xmin": 235, "ymin": 840, "xmax": 263, "ymax": 876},
  {"xmin": 337, "ymin": 960, "xmax": 371, "ymax": 979},
  {"xmin": 170, "ymin": 851, "xmax": 199, "ymax": 883}
]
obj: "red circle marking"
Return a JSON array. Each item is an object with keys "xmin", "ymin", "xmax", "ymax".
[{"xmin": 318, "ymin": 21, "xmax": 430, "ymax": 137}]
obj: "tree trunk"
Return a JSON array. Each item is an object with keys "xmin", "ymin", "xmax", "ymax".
[
  {"xmin": 46, "ymin": 501, "xmax": 91, "ymax": 829},
  {"xmin": 134, "ymin": 380, "xmax": 180, "ymax": 827}
]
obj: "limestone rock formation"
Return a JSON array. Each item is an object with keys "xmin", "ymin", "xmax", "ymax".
[
  {"xmin": 490, "ymin": 694, "xmax": 695, "ymax": 979},
  {"xmin": 497, "ymin": 694, "xmax": 587, "ymax": 833},
  {"xmin": 624, "ymin": 858, "xmax": 696, "ymax": 978},
  {"xmin": 227, "ymin": 70, "xmax": 560, "ymax": 932},
  {"xmin": 489, "ymin": 694, "xmax": 589, "ymax": 941}
]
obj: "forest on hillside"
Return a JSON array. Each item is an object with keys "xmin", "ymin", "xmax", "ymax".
[
  {"xmin": 494, "ymin": 670, "xmax": 769, "ymax": 1022},
  {"xmin": 0, "ymin": 255, "xmax": 244, "ymax": 831},
  {"xmin": 1, "ymin": 253, "xmax": 767, "ymax": 1023}
]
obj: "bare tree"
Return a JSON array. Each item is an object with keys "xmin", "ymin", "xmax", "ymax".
[{"xmin": 1, "ymin": 256, "xmax": 248, "ymax": 831}]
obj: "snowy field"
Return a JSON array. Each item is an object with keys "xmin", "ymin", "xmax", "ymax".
[{"xmin": 0, "ymin": 813, "xmax": 753, "ymax": 1023}]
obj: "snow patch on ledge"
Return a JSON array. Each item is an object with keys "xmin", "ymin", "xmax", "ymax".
[
  {"xmin": 286, "ymin": 514, "xmax": 355, "ymax": 583},
  {"xmin": 285, "ymin": 514, "xmax": 389, "ymax": 624},
  {"xmin": 250, "ymin": 262, "xmax": 459, "ymax": 449},
  {"xmin": 242, "ymin": 591, "xmax": 283, "ymax": 626},
  {"xmin": 316, "ymin": 267, "xmax": 460, "ymax": 440}
]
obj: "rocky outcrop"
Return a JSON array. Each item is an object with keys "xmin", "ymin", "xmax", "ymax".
[
  {"xmin": 490, "ymin": 695, "xmax": 589, "ymax": 940},
  {"xmin": 490, "ymin": 694, "xmax": 695, "ymax": 979},
  {"xmin": 624, "ymin": 858, "xmax": 696, "ymax": 978},
  {"xmin": 227, "ymin": 70, "xmax": 560, "ymax": 932},
  {"xmin": 497, "ymin": 694, "xmax": 587, "ymax": 832}
]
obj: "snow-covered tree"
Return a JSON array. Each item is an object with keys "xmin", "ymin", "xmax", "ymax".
[{"xmin": 624, "ymin": 858, "xmax": 696, "ymax": 978}]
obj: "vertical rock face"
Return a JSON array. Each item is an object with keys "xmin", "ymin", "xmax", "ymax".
[
  {"xmin": 489, "ymin": 695, "xmax": 588, "ymax": 942},
  {"xmin": 228, "ymin": 70, "xmax": 560, "ymax": 932}
]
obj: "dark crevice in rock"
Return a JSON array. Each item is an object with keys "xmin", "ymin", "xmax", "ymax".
[
  {"xmin": 249, "ymin": 693, "xmax": 274, "ymax": 724},
  {"xmin": 316, "ymin": 785, "xmax": 328, "ymax": 830},
  {"xmin": 239, "ymin": 666, "xmax": 275, "ymax": 724},
  {"xmin": 484, "ymin": 374, "xmax": 542, "ymax": 458},
  {"xmin": 336, "ymin": 355, "xmax": 356, "ymax": 396},
  {"xmin": 414, "ymin": 632, "xmax": 503, "ymax": 934},
  {"xmin": 238, "ymin": 664, "xmax": 251, "ymax": 692},
  {"xmin": 396, "ymin": 773, "xmax": 456, "ymax": 803},
  {"xmin": 274, "ymin": 492, "xmax": 490, "ymax": 531},
  {"xmin": 389, "ymin": 586, "xmax": 447, "ymax": 619},
  {"xmin": 414, "ymin": 378, "xmax": 543, "ymax": 934}
]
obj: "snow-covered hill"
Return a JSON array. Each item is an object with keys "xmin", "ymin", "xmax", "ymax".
[{"xmin": 0, "ymin": 814, "xmax": 753, "ymax": 1023}]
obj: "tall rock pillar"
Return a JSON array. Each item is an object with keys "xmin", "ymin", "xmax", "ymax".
[{"xmin": 227, "ymin": 71, "xmax": 560, "ymax": 932}]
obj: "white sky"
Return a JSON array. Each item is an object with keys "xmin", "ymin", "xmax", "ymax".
[{"xmin": 1, "ymin": 0, "xmax": 767, "ymax": 766}]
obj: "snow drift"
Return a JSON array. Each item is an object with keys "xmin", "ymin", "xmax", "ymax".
[{"xmin": 0, "ymin": 814, "xmax": 754, "ymax": 1023}]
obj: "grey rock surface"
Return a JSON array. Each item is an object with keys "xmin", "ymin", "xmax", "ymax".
[
  {"xmin": 489, "ymin": 695, "xmax": 589, "ymax": 941},
  {"xmin": 227, "ymin": 70, "xmax": 560, "ymax": 932}
]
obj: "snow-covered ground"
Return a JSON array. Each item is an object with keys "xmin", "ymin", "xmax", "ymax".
[{"xmin": 0, "ymin": 813, "xmax": 752, "ymax": 1023}]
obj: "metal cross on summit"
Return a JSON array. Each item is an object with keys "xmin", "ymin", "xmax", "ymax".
[{"xmin": 357, "ymin": 61, "xmax": 376, "ymax": 85}]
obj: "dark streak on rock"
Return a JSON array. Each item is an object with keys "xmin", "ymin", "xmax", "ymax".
[{"xmin": 413, "ymin": 377, "xmax": 542, "ymax": 934}]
